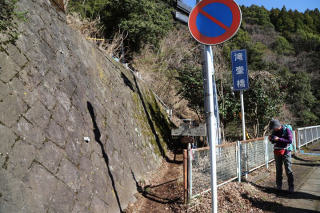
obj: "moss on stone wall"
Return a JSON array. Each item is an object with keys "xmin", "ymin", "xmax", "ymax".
[
  {"xmin": 94, "ymin": 53, "xmax": 172, "ymax": 159},
  {"xmin": 130, "ymin": 82, "xmax": 172, "ymax": 158}
]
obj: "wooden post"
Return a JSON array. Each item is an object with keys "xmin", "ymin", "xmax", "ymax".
[{"xmin": 183, "ymin": 149, "xmax": 188, "ymax": 204}]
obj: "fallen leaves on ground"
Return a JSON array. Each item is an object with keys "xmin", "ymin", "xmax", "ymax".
[{"xmin": 171, "ymin": 182, "xmax": 280, "ymax": 213}]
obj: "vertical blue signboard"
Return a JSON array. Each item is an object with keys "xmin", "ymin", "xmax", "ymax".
[{"xmin": 231, "ymin": 49, "xmax": 249, "ymax": 90}]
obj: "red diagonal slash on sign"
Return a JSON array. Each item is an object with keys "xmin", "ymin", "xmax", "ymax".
[
  {"xmin": 188, "ymin": 0, "xmax": 242, "ymax": 45},
  {"xmin": 199, "ymin": 8, "xmax": 230, "ymax": 31}
]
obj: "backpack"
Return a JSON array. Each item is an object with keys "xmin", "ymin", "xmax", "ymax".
[{"xmin": 282, "ymin": 124, "xmax": 294, "ymax": 151}]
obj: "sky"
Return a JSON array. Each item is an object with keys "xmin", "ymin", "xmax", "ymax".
[{"xmin": 183, "ymin": 0, "xmax": 320, "ymax": 12}]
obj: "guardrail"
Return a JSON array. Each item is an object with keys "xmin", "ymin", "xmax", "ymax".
[{"xmin": 297, "ymin": 125, "xmax": 320, "ymax": 149}]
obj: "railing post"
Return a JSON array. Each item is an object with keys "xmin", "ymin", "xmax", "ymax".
[
  {"xmin": 298, "ymin": 129, "xmax": 301, "ymax": 150},
  {"xmin": 304, "ymin": 129, "xmax": 307, "ymax": 147},
  {"xmin": 264, "ymin": 136, "xmax": 269, "ymax": 169},
  {"xmin": 183, "ymin": 149, "xmax": 188, "ymax": 204},
  {"xmin": 237, "ymin": 141, "xmax": 241, "ymax": 183},
  {"xmin": 187, "ymin": 144, "xmax": 192, "ymax": 202},
  {"xmin": 292, "ymin": 131, "xmax": 297, "ymax": 153},
  {"xmin": 295, "ymin": 130, "xmax": 298, "ymax": 151},
  {"xmin": 244, "ymin": 143, "xmax": 248, "ymax": 179}
]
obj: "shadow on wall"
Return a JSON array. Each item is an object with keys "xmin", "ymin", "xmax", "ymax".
[
  {"xmin": 121, "ymin": 72, "xmax": 135, "ymax": 92},
  {"xmin": 147, "ymin": 101, "xmax": 184, "ymax": 162},
  {"xmin": 131, "ymin": 73, "xmax": 182, "ymax": 164},
  {"xmin": 87, "ymin": 101, "xmax": 123, "ymax": 213},
  {"xmin": 147, "ymin": 101, "xmax": 172, "ymax": 149}
]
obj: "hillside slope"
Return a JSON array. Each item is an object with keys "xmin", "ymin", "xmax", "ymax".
[{"xmin": 0, "ymin": 0, "xmax": 171, "ymax": 212}]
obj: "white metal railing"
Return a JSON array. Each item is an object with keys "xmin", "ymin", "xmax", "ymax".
[
  {"xmin": 184, "ymin": 130, "xmax": 300, "ymax": 201},
  {"xmin": 184, "ymin": 125, "xmax": 320, "ymax": 201},
  {"xmin": 297, "ymin": 125, "xmax": 320, "ymax": 149},
  {"xmin": 185, "ymin": 136, "xmax": 273, "ymax": 200}
]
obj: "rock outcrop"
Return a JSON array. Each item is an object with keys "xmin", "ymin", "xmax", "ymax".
[{"xmin": 0, "ymin": 0, "xmax": 171, "ymax": 212}]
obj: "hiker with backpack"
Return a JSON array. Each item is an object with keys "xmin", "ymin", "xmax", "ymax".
[{"xmin": 269, "ymin": 119, "xmax": 294, "ymax": 193}]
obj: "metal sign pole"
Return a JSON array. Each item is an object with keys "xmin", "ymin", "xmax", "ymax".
[
  {"xmin": 195, "ymin": 0, "xmax": 218, "ymax": 210},
  {"xmin": 187, "ymin": 143, "xmax": 192, "ymax": 202},
  {"xmin": 240, "ymin": 90, "xmax": 247, "ymax": 178},
  {"xmin": 203, "ymin": 45, "xmax": 218, "ymax": 213},
  {"xmin": 240, "ymin": 90, "xmax": 246, "ymax": 141},
  {"xmin": 211, "ymin": 49, "xmax": 222, "ymax": 146},
  {"xmin": 189, "ymin": 1, "xmax": 242, "ymax": 212}
]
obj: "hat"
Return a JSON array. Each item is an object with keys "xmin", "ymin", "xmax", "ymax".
[{"xmin": 269, "ymin": 119, "xmax": 281, "ymax": 130}]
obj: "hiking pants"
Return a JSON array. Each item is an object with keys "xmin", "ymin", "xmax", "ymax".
[{"xmin": 274, "ymin": 151, "xmax": 294, "ymax": 189}]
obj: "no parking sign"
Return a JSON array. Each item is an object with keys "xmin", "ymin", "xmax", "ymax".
[
  {"xmin": 187, "ymin": 1, "xmax": 242, "ymax": 212},
  {"xmin": 188, "ymin": 0, "xmax": 242, "ymax": 45}
]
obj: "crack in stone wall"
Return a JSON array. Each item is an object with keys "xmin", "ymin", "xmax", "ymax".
[{"xmin": 0, "ymin": 0, "xmax": 171, "ymax": 212}]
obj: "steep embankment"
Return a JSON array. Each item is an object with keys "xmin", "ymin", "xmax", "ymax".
[{"xmin": 0, "ymin": 0, "xmax": 171, "ymax": 212}]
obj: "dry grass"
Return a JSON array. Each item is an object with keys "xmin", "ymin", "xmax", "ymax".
[
  {"xmin": 67, "ymin": 12, "xmax": 102, "ymax": 38},
  {"xmin": 132, "ymin": 28, "xmax": 202, "ymax": 120},
  {"xmin": 66, "ymin": 12, "xmax": 125, "ymax": 60}
]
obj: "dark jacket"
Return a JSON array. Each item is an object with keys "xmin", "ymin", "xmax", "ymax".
[{"xmin": 270, "ymin": 125, "xmax": 293, "ymax": 149}]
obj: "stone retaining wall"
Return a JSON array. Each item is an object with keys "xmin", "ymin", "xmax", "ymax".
[{"xmin": 0, "ymin": 0, "xmax": 171, "ymax": 212}]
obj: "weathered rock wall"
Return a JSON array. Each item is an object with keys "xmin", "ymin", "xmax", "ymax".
[{"xmin": 0, "ymin": 0, "xmax": 171, "ymax": 212}]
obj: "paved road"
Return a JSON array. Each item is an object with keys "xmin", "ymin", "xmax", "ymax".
[
  {"xmin": 248, "ymin": 140, "xmax": 320, "ymax": 212},
  {"xmin": 285, "ymin": 165, "xmax": 320, "ymax": 212},
  {"xmin": 286, "ymin": 142, "xmax": 320, "ymax": 212}
]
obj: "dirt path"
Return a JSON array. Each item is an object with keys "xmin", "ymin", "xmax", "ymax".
[{"xmin": 125, "ymin": 153, "xmax": 184, "ymax": 213}]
